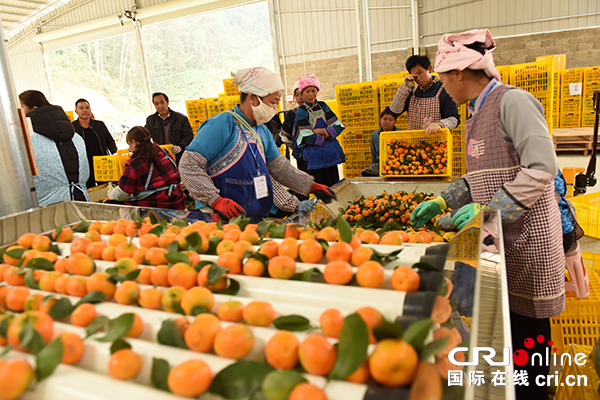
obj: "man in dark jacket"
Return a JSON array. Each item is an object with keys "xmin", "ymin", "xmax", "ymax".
[
  {"xmin": 145, "ymin": 92, "xmax": 194, "ymax": 164},
  {"xmin": 72, "ymin": 98, "xmax": 118, "ymax": 188}
]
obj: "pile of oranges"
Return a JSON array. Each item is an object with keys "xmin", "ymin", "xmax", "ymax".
[
  {"xmin": 382, "ymin": 140, "xmax": 448, "ymax": 176},
  {"xmin": 0, "ymin": 217, "xmax": 461, "ymax": 399}
]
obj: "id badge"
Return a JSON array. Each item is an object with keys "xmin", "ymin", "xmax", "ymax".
[{"xmin": 253, "ymin": 174, "xmax": 269, "ymax": 199}]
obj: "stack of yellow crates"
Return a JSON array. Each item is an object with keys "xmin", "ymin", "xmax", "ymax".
[
  {"xmin": 185, "ymin": 99, "xmax": 208, "ymax": 136},
  {"xmin": 378, "ymin": 73, "xmax": 409, "ymax": 129},
  {"xmin": 583, "ymin": 66, "xmax": 600, "ymax": 127},
  {"xmin": 536, "ymin": 54, "xmax": 567, "ymax": 71},
  {"xmin": 223, "ymin": 78, "xmax": 240, "ymax": 96},
  {"xmin": 495, "ymin": 65, "xmax": 511, "ymax": 84},
  {"xmin": 553, "ymin": 71, "xmax": 561, "ymax": 128},
  {"xmin": 65, "ymin": 110, "xmax": 75, "ymax": 122},
  {"xmin": 335, "ymin": 81, "xmax": 380, "ymax": 178},
  {"xmin": 560, "ymin": 68, "xmax": 584, "ymax": 128}
]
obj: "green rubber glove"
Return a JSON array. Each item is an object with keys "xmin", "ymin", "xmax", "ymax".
[
  {"xmin": 410, "ymin": 196, "xmax": 447, "ymax": 228},
  {"xmin": 452, "ymin": 203, "xmax": 490, "ymax": 230}
]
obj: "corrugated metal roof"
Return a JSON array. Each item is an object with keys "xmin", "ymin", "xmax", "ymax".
[{"xmin": 0, "ymin": 0, "xmax": 67, "ymax": 38}]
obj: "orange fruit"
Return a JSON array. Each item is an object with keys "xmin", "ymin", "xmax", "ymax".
[
  {"xmin": 346, "ymin": 359, "xmax": 370, "ymax": 384},
  {"xmin": 161, "ymin": 286, "xmax": 186, "ymax": 313},
  {"xmin": 100, "ymin": 221, "xmax": 116, "ymax": 235},
  {"xmin": 284, "ymin": 225, "xmax": 300, "ymax": 239},
  {"xmin": 243, "ymin": 301, "xmax": 276, "ymax": 327},
  {"xmin": 58, "ymin": 332, "xmax": 85, "ymax": 364},
  {"xmin": 182, "ymin": 251, "xmax": 200, "ymax": 267},
  {"xmin": 3, "ymin": 245, "xmax": 25, "ymax": 266},
  {"xmin": 139, "ymin": 233, "xmax": 159, "ymax": 249},
  {"xmin": 113, "ymin": 258, "xmax": 138, "ymax": 276},
  {"xmin": 208, "ymin": 230, "xmax": 224, "ymax": 240},
  {"xmin": 85, "ymin": 241, "xmax": 107, "ymax": 260},
  {"xmin": 278, "ymin": 237, "xmax": 299, "ymax": 259},
  {"xmin": 356, "ymin": 306, "xmax": 383, "ymax": 344},
  {"xmin": 316, "ymin": 226, "xmax": 338, "ymax": 242},
  {"xmin": 197, "ymin": 265, "xmax": 227, "ymax": 291},
  {"xmin": 112, "ymin": 223, "xmax": 127, "ymax": 236},
  {"xmin": 66, "ymin": 276, "xmax": 88, "ymax": 297},
  {"xmin": 369, "ymin": 339, "xmax": 418, "ymax": 386},
  {"xmin": 125, "ymin": 314, "xmax": 144, "ymax": 338},
  {"xmin": 431, "ymin": 295, "xmax": 452, "ymax": 324},
  {"xmin": 0, "ymin": 359, "xmax": 34, "ymax": 399},
  {"xmin": 325, "ymin": 241, "xmax": 353, "ymax": 263},
  {"xmin": 356, "ymin": 261, "xmax": 384, "ymax": 288},
  {"xmin": 232, "ymin": 240, "xmax": 254, "ymax": 259},
  {"xmin": 359, "ymin": 230, "xmax": 380, "ymax": 244},
  {"xmin": 265, "ymin": 330, "xmax": 299, "ymax": 370},
  {"xmin": 217, "ymin": 300, "xmax": 244, "ymax": 322},
  {"xmin": 136, "ymin": 267, "xmax": 152, "ymax": 285},
  {"xmin": 23, "ymin": 293, "xmax": 44, "ymax": 311},
  {"xmin": 17, "ymin": 233, "xmax": 37, "ymax": 249},
  {"xmin": 298, "ymin": 239, "xmax": 324, "ymax": 263},
  {"xmin": 138, "ymin": 287, "xmax": 163, "ymax": 310},
  {"xmin": 0, "ymin": 263, "xmax": 10, "ymax": 282},
  {"xmin": 267, "ymin": 256, "xmax": 296, "ymax": 279},
  {"xmin": 7, "ymin": 311, "xmax": 54, "ymax": 350},
  {"xmin": 38, "ymin": 271, "xmax": 61, "ymax": 292},
  {"xmin": 70, "ymin": 237, "xmax": 93, "ymax": 254},
  {"xmin": 216, "ymin": 239, "xmax": 235, "ymax": 255},
  {"xmin": 88, "ymin": 221, "xmax": 103, "ymax": 232},
  {"xmin": 217, "ymin": 252, "xmax": 242, "ymax": 275},
  {"xmin": 391, "ymin": 266, "xmax": 420, "ymax": 292},
  {"xmin": 223, "ymin": 229, "xmax": 242, "ymax": 242},
  {"xmin": 298, "ymin": 334, "xmax": 336, "ymax": 376},
  {"xmin": 180, "ymin": 287, "xmax": 214, "ymax": 315},
  {"xmin": 108, "ymin": 349, "xmax": 142, "ymax": 380},
  {"xmin": 108, "ymin": 233, "xmax": 128, "ymax": 247},
  {"xmin": 125, "ymin": 221, "xmax": 140, "ymax": 237},
  {"xmin": 351, "ymin": 246, "xmax": 374, "ymax": 267},
  {"xmin": 213, "ymin": 324, "xmax": 254, "ymax": 359},
  {"xmin": 222, "ymin": 223, "xmax": 240, "ymax": 233},
  {"xmin": 71, "ymin": 303, "xmax": 97, "ymax": 327},
  {"xmin": 323, "ymin": 260, "xmax": 353, "ymax": 285},
  {"xmin": 258, "ymin": 241, "xmax": 279, "ymax": 259},
  {"xmin": 101, "ymin": 246, "xmax": 117, "ymax": 262},
  {"xmin": 86, "ymin": 272, "xmax": 116, "ymax": 299},
  {"xmin": 84, "ymin": 230, "xmax": 102, "ymax": 243},
  {"xmin": 31, "ymin": 235, "xmax": 52, "ymax": 251},
  {"xmin": 114, "ymin": 242, "xmax": 138, "ymax": 260},
  {"xmin": 409, "ymin": 361, "xmax": 443, "ymax": 400},
  {"xmin": 53, "ymin": 257, "xmax": 69, "ymax": 273},
  {"xmin": 132, "ymin": 248, "xmax": 148, "ymax": 265},
  {"xmin": 168, "ymin": 263, "xmax": 198, "ymax": 289},
  {"xmin": 39, "ymin": 297, "xmax": 58, "ymax": 316},
  {"xmin": 4, "ymin": 267, "xmax": 26, "ymax": 287},
  {"xmin": 432, "ymin": 327, "xmax": 461, "ymax": 357},
  {"xmin": 243, "ymin": 258, "xmax": 265, "ymax": 277},
  {"xmin": 115, "ymin": 281, "xmax": 140, "ymax": 305},
  {"xmin": 54, "ymin": 275, "xmax": 70, "ymax": 294},
  {"xmin": 380, "ymin": 231, "xmax": 403, "ymax": 245},
  {"xmin": 436, "ymin": 352, "xmax": 464, "ymax": 376},
  {"xmin": 21, "ymin": 249, "xmax": 40, "ymax": 266},
  {"xmin": 239, "ymin": 230, "xmax": 260, "ymax": 244},
  {"xmin": 184, "ymin": 313, "xmax": 221, "ymax": 352},
  {"xmin": 168, "ymin": 359, "xmax": 212, "ymax": 398},
  {"xmin": 299, "ymin": 227, "xmax": 319, "ymax": 240},
  {"xmin": 320, "ymin": 308, "xmax": 344, "ymax": 338},
  {"xmin": 157, "ymin": 233, "xmax": 178, "ymax": 249},
  {"xmin": 5, "ymin": 287, "xmax": 30, "ymax": 311},
  {"xmin": 150, "ymin": 265, "xmax": 170, "ymax": 287},
  {"xmin": 288, "ymin": 383, "xmax": 327, "ymax": 400},
  {"xmin": 145, "ymin": 247, "xmax": 168, "ymax": 266},
  {"xmin": 66, "ymin": 253, "xmax": 95, "ymax": 276}
]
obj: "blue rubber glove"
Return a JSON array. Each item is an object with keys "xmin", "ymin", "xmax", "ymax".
[
  {"xmin": 298, "ymin": 200, "xmax": 317, "ymax": 215},
  {"xmin": 410, "ymin": 196, "xmax": 447, "ymax": 228},
  {"xmin": 436, "ymin": 214, "xmax": 455, "ymax": 230},
  {"xmin": 452, "ymin": 203, "xmax": 490, "ymax": 230}
]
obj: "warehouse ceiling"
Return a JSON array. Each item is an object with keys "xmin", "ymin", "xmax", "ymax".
[{"xmin": 0, "ymin": 0, "xmax": 66, "ymax": 39}]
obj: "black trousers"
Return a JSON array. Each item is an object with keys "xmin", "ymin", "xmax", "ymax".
[
  {"xmin": 510, "ymin": 311, "xmax": 551, "ymax": 400},
  {"xmin": 306, "ymin": 165, "xmax": 340, "ymax": 188}
]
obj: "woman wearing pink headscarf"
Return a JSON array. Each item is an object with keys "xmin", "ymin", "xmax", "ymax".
[{"xmin": 411, "ymin": 29, "xmax": 564, "ymax": 399}]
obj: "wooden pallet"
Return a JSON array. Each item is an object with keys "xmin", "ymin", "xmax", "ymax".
[{"xmin": 553, "ymin": 127, "xmax": 595, "ymax": 154}]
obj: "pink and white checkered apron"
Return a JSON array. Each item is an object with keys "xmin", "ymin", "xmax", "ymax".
[
  {"xmin": 407, "ymin": 83, "xmax": 443, "ymax": 131},
  {"xmin": 464, "ymin": 84, "xmax": 565, "ymax": 319}
]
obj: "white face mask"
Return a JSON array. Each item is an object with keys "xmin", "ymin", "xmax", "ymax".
[{"xmin": 251, "ymin": 97, "xmax": 277, "ymax": 125}]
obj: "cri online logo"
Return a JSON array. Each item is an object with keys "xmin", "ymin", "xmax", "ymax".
[{"xmin": 448, "ymin": 335, "xmax": 586, "ymax": 366}]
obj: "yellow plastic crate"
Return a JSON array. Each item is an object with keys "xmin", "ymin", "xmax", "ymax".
[
  {"xmin": 65, "ymin": 110, "xmax": 75, "ymax": 122},
  {"xmin": 335, "ymin": 81, "xmax": 379, "ymax": 107},
  {"xmin": 582, "ymin": 112, "xmax": 596, "ymax": 128},
  {"xmin": 324, "ymin": 100, "xmax": 338, "ymax": 116},
  {"xmin": 554, "ymin": 344, "xmax": 599, "ymax": 400},
  {"xmin": 343, "ymin": 149, "xmax": 371, "ymax": 178},
  {"xmin": 585, "ymin": 66, "xmax": 600, "ymax": 83},
  {"xmin": 583, "ymin": 81, "xmax": 600, "ymax": 112},
  {"xmin": 185, "ymin": 99, "xmax": 208, "ymax": 120},
  {"xmin": 205, "ymin": 96, "xmax": 238, "ymax": 117},
  {"xmin": 339, "ymin": 129, "xmax": 373, "ymax": 151},
  {"xmin": 93, "ymin": 155, "xmax": 121, "ymax": 182},
  {"xmin": 495, "ymin": 65, "xmax": 510, "ymax": 84},
  {"xmin": 560, "ymin": 112, "xmax": 582, "ymax": 128},
  {"xmin": 536, "ymin": 54, "xmax": 566, "ymax": 71},
  {"xmin": 551, "ymin": 271, "xmax": 600, "ymax": 355},
  {"xmin": 510, "ymin": 61, "xmax": 554, "ymax": 134},
  {"xmin": 571, "ymin": 192, "xmax": 600, "ymax": 239},
  {"xmin": 451, "ymin": 128, "xmax": 465, "ymax": 177},
  {"xmin": 561, "ymin": 97, "xmax": 583, "ymax": 113},
  {"xmin": 562, "ymin": 68, "xmax": 585, "ymax": 85},
  {"xmin": 583, "ymin": 252, "xmax": 600, "ymax": 278},
  {"xmin": 379, "ymin": 128, "xmax": 452, "ymax": 178},
  {"xmin": 378, "ymin": 72, "xmax": 407, "ymax": 80},
  {"xmin": 337, "ymin": 104, "xmax": 380, "ymax": 130},
  {"xmin": 379, "ymin": 79, "xmax": 402, "ymax": 107},
  {"xmin": 223, "ymin": 78, "xmax": 240, "ymax": 96}
]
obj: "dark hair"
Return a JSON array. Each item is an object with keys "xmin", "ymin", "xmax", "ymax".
[
  {"xmin": 240, "ymin": 92, "xmax": 249, "ymax": 103},
  {"xmin": 406, "ymin": 55, "xmax": 431, "ymax": 72},
  {"xmin": 293, "ymin": 89, "xmax": 299, "ymax": 96},
  {"xmin": 152, "ymin": 92, "xmax": 169, "ymax": 103},
  {"xmin": 126, "ymin": 126, "xmax": 164, "ymax": 172},
  {"xmin": 18, "ymin": 90, "xmax": 51, "ymax": 109},
  {"xmin": 75, "ymin": 98, "xmax": 89, "ymax": 108},
  {"xmin": 380, "ymin": 107, "xmax": 397, "ymax": 120},
  {"xmin": 464, "ymin": 41, "xmax": 491, "ymax": 55}
]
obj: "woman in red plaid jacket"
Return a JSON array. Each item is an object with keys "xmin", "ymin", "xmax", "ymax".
[{"xmin": 107, "ymin": 126, "xmax": 186, "ymax": 210}]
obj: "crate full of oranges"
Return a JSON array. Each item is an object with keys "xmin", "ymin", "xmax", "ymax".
[{"xmin": 379, "ymin": 128, "xmax": 452, "ymax": 178}]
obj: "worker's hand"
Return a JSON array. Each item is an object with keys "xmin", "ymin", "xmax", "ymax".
[
  {"xmin": 310, "ymin": 183, "xmax": 336, "ymax": 204},
  {"xmin": 298, "ymin": 200, "xmax": 317, "ymax": 215},
  {"xmin": 425, "ymin": 122, "xmax": 441, "ymax": 134},
  {"xmin": 312, "ymin": 128, "xmax": 328, "ymax": 137},
  {"xmin": 452, "ymin": 203, "xmax": 490, "ymax": 230},
  {"xmin": 410, "ymin": 196, "xmax": 447, "ymax": 228},
  {"xmin": 172, "ymin": 145, "xmax": 182, "ymax": 154},
  {"xmin": 403, "ymin": 74, "xmax": 416, "ymax": 88},
  {"xmin": 436, "ymin": 213, "xmax": 455, "ymax": 230},
  {"xmin": 211, "ymin": 197, "xmax": 246, "ymax": 221}
]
